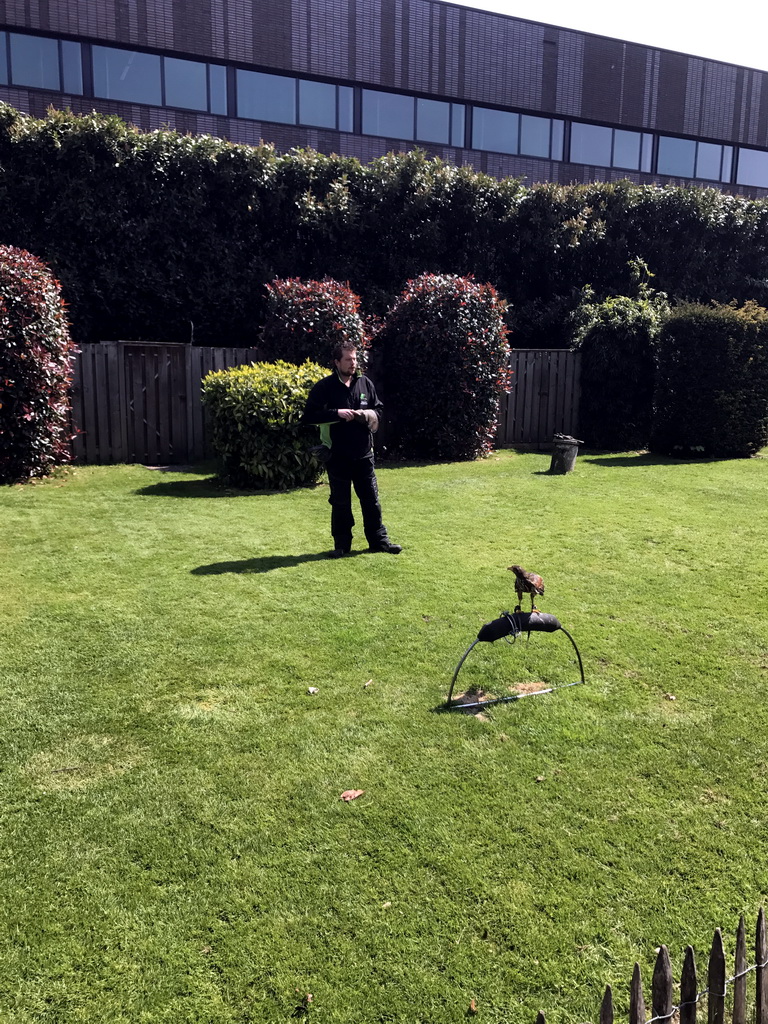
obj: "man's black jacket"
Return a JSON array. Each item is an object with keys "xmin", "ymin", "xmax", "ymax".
[{"xmin": 303, "ymin": 372, "xmax": 383, "ymax": 460}]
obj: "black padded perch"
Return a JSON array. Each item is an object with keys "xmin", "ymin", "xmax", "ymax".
[{"xmin": 444, "ymin": 610, "xmax": 585, "ymax": 710}]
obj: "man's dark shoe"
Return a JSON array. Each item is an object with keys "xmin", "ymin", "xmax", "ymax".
[
  {"xmin": 328, "ymin": 547, "xmax": 351, "ymax": 558},
  {"xmin": 369, "ymin": 541, "xmax": 402, "ymax": 554}
]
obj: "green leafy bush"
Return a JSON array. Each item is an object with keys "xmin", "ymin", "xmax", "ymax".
[
  {"xmin": 573, "ymin": 283, "xmax": 668, "ymax": 450},
  {"xmin": 0, "ymin": 245, "xmax": 76, "ymax": 484},
  {"xmin": 201, "ymin": 359, "xmax": 327, "ymax": 489},
  {"xmin": 259, "ymin": 278, "xmax": 369, "ymax": 366},
  {"xmin": 650, "ymin": 301, "xmax": 768, "ymax": 458},
  {"xmin": 378, "ymin": 273, "xmax": 511, "ymax": 460}
]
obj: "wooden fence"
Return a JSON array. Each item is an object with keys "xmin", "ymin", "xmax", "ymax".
[
  {"xmin": 499, "ymin": 348, "xmax": 581, "ymax": 448},
  {"xmin": 69, "ymin": 342, "xmax": 581, "ymax": 464},
  {"xmin": 535, "ymin": 908, "xmax": 767, "ymax": 1024},
  {"xmin": 70, "ymin": 342, "xmax": 259, "ymax": 465}
]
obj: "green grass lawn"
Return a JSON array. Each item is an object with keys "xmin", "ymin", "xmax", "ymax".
[{"xmin": 2, "ymin": 450, "xmax": 767, "ymax": 1024}]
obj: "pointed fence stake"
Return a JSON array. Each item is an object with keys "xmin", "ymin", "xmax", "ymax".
[
  {"xmin": 680, "ymin": 945, "xmax": 698, "ymax": 1024},
  {"xmin": 630, "ymin": 963, "xmax": 646, "ymax": 1024},
  {"xmin": 653, "ymin": 945, "xmax": 674, "ymax": 1023},
  {"xmin": 757, "ymin": 908, "xmax": 767, "ymax": 1024},
  {"xmin": 708, "ymin": 928, "xmax": 725, "ymax": 1024},
  {"xmin": 733, "ymin": 914, "xmax": 747, "ymax": 1024},
  {"xmin": 600, "ymin": 984, "xmax": 614, "ymax": 1024}
]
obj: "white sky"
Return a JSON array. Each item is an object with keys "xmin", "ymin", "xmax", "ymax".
[{"xmin": 447, "ymin": 0, "xmax": 768, "ymax": 73}]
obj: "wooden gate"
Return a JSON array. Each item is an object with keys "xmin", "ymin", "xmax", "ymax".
[
  {"xmin": 498, "ymin": 349, "xmax": 581, "ymax": 449},
  {"xmin": 70, "ymin": 342, "xmax": 259, "ymax": 464}
]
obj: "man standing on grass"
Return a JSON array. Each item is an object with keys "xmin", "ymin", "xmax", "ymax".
[{"xmin": 303, "ymin": 342, "xmax": 401, "ymax": 559}]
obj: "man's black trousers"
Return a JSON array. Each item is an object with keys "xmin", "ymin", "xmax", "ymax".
[{"xmin": 326, "ymin": 454, "xmax": 389, "ymax": 550}]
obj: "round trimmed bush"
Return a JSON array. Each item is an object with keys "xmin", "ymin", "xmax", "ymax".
[
  {"xmin": 378, "ymin": 273, "xmax": 511, "ymax": 460},
  {"xmin": 259, "ymin": 278, "xmax": 369, "ymax": 367},
  {"xmin": 0, "ymin": 245, "xmax": 76, "ymax": 484},
  {"xmin": 201, "ymin": 359, "xmax": 327, "ymax": 489}
]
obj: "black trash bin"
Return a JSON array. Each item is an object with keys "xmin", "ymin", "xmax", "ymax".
[{"xmin": 549, "ymin": 433, "xmax": 583, "ymax": 474}]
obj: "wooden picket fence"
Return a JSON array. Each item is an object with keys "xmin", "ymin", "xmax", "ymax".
[
  {"xmin": 535, "ymin": 908, "xmax": 767, "ymax": 1024},
  {"xmin": 69, "ymin": 342, "xmax": 581, "ymax": 464}
]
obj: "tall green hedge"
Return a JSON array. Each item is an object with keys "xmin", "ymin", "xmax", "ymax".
[
  {"xmin": 650, "ymin": 301, "xmax": 768, "ymax": 458},
  {"xmin": 3, "ymin": 104, "xmax": 768, "ymax": 348}
]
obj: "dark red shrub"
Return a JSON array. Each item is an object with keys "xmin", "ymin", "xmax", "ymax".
[
  {"xmin": 378, "ymin": 273, "xmax": 511, "ymax": 460},
  {"xmin": 0, "ymin": 245, "xmax": 76, "ymax": 484},
  {"xmin": 259, "ymin": 278, "xmax": 369, "ymax": 367}
]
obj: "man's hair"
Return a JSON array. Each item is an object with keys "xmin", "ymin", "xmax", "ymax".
[{"xmin": 331, "ymin": 341, "xmax": 358, "ymax": 363}]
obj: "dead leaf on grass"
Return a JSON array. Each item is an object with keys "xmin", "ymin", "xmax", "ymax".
[
  {"xmin": 340, "ymin": 789, "xmax": 365, "ymax": 802},
  {"xmin": 307, "ymin": 687, "xmax": 319, "ymax": 695},
  {"xmin": 363, "ymin": 679, "xmax": 373, "ymax": 688},
  {"xmin": 468, "ymin": 998, "xmax": 479, "ymax": 1015},
  {"xmin": 664, "ymin": 692, "xmax": 677, "ymax": 700}
]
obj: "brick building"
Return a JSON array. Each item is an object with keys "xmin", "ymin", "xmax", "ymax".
[{"xmin": 2, "ymin": 0, "xmax": 768, "ymax": 196}]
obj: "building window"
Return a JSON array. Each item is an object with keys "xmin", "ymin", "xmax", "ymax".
[
  {"xmin": 93, "ymin": 46, "xmax": 161, "ymax": 105},
  {"xmin": 451, "ymin": 104, "xmax": 465, "ymax": 148},
  {"xmin": 61, "ymin": 40, "xmax": 83, "ymax": 94},
  {"xmin": 209, "ymin": 64, "xmax": 227, "ymax": 115},
  {"xmin": 471, "ymin": 107, "xmax": 518, "ymax": 154},
  {"xmin": 416, "ymin": 97, "xmax": 450, "ymax": 144},
  {"xmin": 570, "ymin": 122, "xmax": 651, "ymax": 172},
  {"xmin": 338, "ymin": 86, "xmax": 354, "ymax": 132},
  {"xmin": 658, "ymin": 135, "xmax": 732, "ymax": 182},
  {"xmin": 237, "ymin": 69, "xmax": 296, "ymax": 124},
  {"xmin": 362, "ymin": 89, "xmax": 414, "ymax": 140},
  {"xmin": 299, "ymin": 79, "xmax": 336, "ymax": 129},
  {"xmin": 736, "ymin": 147, "xmax": 768, "ymax": 187},
  {"xmin": 0, "ymin": 32, "xmax": 7, "ymax": 86},
  {"xmin": 164, "ymin": 56, "xmax": 208, "ymax": 111},
  {"xmin": 9, "ymin": 32, "xmax": 61, "ymax": 91}
]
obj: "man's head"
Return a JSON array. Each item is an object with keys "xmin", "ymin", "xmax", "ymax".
[{"xmin": 333, "ymin": 342, "xmax": 358, "ymax": 379}]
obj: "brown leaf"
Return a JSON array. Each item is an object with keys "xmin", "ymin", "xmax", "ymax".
[
  {"xmin": 340, "ymin": 789, "xmax": 365, "ymax": 802},
  {"xmin": 468, "ymin": 998, "xmax": 479, "ymax": 1015},
  {"xmin": 535, "ymin": 775, "xmax": 545, "ymax": 783}
]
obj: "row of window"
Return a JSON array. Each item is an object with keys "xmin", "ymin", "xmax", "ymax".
[{"xmin": 2, "ymin": 27, "xmax": 768, "ymax": 189}]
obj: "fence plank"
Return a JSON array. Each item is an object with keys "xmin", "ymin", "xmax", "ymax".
[
  {"xmin": 630, "ymin": 963, "xmax": 646, "ymax": 1024},
  {"xmin": 732, "ymin": 915, "xmax": 746, "ymax": 1024},
  {"xmin": 69, "ymin": 346, "xmax": 86, "ymax": 462},
  {"xmin": 680, "ymin": 945, "xmax": 698, "ymax": 1024},
  {"xmin": 708, "ymin": 929, "xmax": 726, "ymax": 1024},
  {"xmin": 79, "ymin": 346, "xmax": 99, "ymax": 463},
  {"xmin": 653, "ymin": 945, "xmax": 673, "ymax": 1023},
  {"xmin": 757, "ymin": 908, "xmax": 767, "ymax": 1024},
  {"xmin": 599, "ymin": 984, "xmax": 614, "ymax": 1024}
]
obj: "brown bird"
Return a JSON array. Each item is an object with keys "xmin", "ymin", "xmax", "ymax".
[{"xmin": 507, "ymin": 564, "xmax": 545, "ymax": 612}]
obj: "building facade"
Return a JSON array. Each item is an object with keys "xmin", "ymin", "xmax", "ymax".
[{"xmin": 2, "ymin": 0, "xmax": 768, "ymax": 197}]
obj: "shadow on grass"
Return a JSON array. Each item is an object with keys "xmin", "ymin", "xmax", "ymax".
[
  {"xmin": 192, "ymin": 551, "xmax": 366, "ymax": 575},
  {"xmin": 136, "ymin": 478, "xmax": 325, "ymax": 499},
  {"xmin": 581, "ymin": 452, "xmax": 721, "ymax": 467}
]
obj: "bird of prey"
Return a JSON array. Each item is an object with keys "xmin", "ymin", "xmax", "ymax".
[{"xmin": 507, "ymin": 564, "xmax": 545, "ymax": 612}]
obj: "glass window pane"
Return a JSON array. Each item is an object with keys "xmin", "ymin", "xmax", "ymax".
[
  {"xmin": 61, "ymin": 40, "xmax": 82, "ymax": 94},
  {"xmin": 551, "ymin": 119, "xmax": 564, "ymax": 161},
  {"xmin": 9, "ymin": 33, "xmax": 60, "ymax": 90},
  {"xmin": 657, "ymin": 135, "xmax": 695, "ymax": 177},
  {"xmin": 338, "ymin": 86, "xmax": 354, "ymax": 132},
  {"xmin": 695, "ymin": 141, "xmax": 722, "ymax": 181},
  {"xmin": 93, "ymin": 46, "xmax": 161, "ymax": 104},
  {"xmin": 721, "ymin": 146, "xmax": 733, "ymax": 183},
  {"xmin": 299, "ymin": 79, "xmax": 336, "ymax": 128},
  {"xmin": 362, "ymin": 89, "xmax": 414, "ymax": 139},
  {"xmin": 451, "ymin": 104, "xmax": 465, "ymax": 148},
  {"xmin": 209, "ymin": 64, "xmax": 227, "ymax": 115},
  {"xmin": 570, "ymin": 122, "xmax": 612, "ymax": 166},
  {"xmin": 471, "ymin": 106, "xmax": 518, "ymax": 154},
  {"xmin": 641, "ymin": 134, "xmax": 654, "ymax": 173},
  {"xmin": 736, "ymin": 147, "xmax": 768, "ymax": 187},
  {"xmin": 613, "ymin": 129, "xmax": 641, "ymax": 169},
  {"xmin": 236, "ymin": 69, "xmax": 296, "ymax": 124},
  {"xmin": 520, "ymin": 114, "xmax": 551, "ymax": 158},
  {"xmin": 164, "ymin": 56, "xmax": 207, "ymax": 110},
  {"xmin": 416, "ymin": 98, "xmax": 450, "ymax": 144},
  {"xmin": 0, "ymin": 33, "xmax": 7, "ymax": 86}
]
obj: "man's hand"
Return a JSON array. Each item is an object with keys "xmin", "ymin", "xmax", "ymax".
[{"xmin": 337, "ymin": 409, "xmax": 355, "ymax": 421}]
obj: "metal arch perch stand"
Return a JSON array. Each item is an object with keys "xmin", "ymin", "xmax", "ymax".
[{"xmin": 445, "ymin": 610, "xmax": 586, "ymax": 710}]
